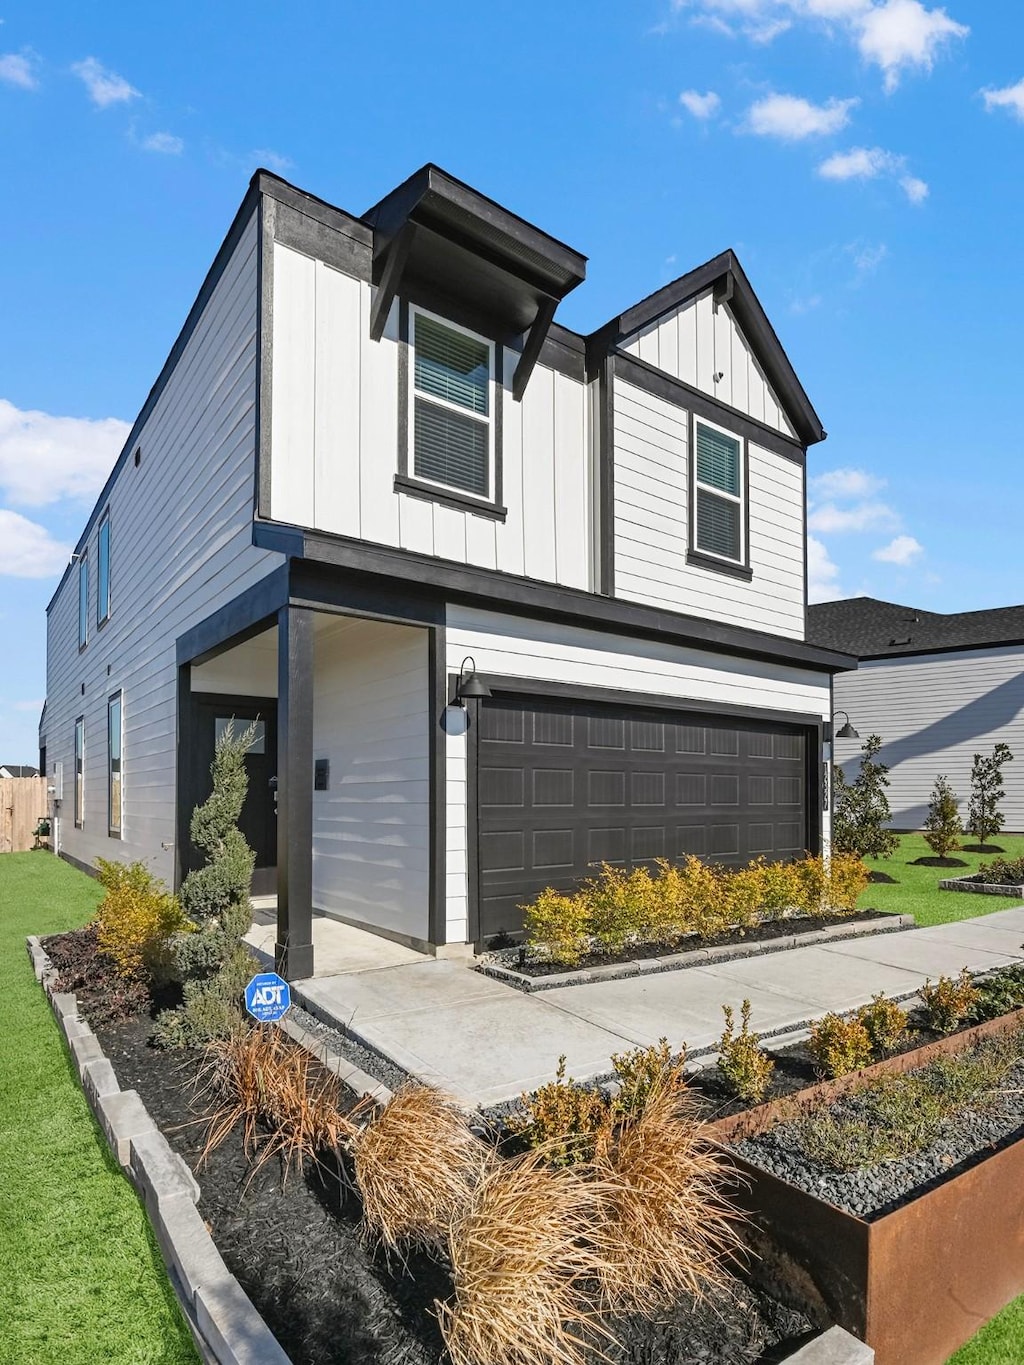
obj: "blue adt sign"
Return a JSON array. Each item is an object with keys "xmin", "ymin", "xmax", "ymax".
[{"xmin": 244, "ymin": 972, "xmax": 291, "ymax": 1022}]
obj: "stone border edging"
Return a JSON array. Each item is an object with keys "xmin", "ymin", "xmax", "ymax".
[
  {"xmin": 477, "ymin": 915, "xmax": 916, "ymax": 993},
  {"xmin": 26, "ymin": 935, "xmax": 291, "ymax": 1365},
  {"xmin": 938, "ymin": 876, "xmax": 1024, "ymax": 898}
]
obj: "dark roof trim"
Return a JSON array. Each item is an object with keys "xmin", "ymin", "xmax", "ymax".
[
  {"xmin": 857, "ymin": 639, "xmax": 1024, "ymax": 663},
  {"xmin": 47, "ymin": 179, "xmax": 263, "ymax": 612},
  {"xmin": 594, "ymin": 249, "xmax": 825, "ymax": 448},
  {"xmin": 257, "ymin": 171, "xmax": 372, "ymax": 246},
  {"xmin": 253, "ymin": 521, "xmax": 855, "ymax": 675}
]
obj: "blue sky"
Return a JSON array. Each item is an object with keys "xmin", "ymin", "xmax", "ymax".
[{"xmin": 1, "ymin": 0, "xmax": 1021, "ymax": 761}]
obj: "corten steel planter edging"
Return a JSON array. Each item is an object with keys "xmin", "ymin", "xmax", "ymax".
[{"xmin": 715, "ymin": 1008, "xmax": 1024, "ymax": 1365}]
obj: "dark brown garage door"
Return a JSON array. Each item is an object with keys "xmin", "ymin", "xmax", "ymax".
[{"xmin": 475, "ymin": 694, "xmax": 810, "ymax": 941}]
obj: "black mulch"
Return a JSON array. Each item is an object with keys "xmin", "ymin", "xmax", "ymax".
[
  {"xmin": 494, "ymin": 910, "xmax": 892, "ymax": 978},
  {"xmin": 961, "ymin": 844, "xmax": 1005, "ymax": 855},
  {"xmin": 909, "ymin": 857, "xmax": 968, "ymax": 867},
  {"xmin": 42, "ymin": 925, "xmax": 153, "ymax": 1025},
  {"xmin": 90, "ymin": 1008, "xmax": 812, "ymax": 1365},
  {"xmin": 866, "ymin": 871, "xmax": 898, "ymax": 884}
]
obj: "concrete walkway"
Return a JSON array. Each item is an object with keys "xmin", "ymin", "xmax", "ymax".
[{"xmin": 294, "ymin": 907, "xmax": 1024, "ymax": 1109}]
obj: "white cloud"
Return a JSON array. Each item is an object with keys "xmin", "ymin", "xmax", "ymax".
[
  {"xmin": 747, "ymin": 92, "xmax": 858, "ymax": 139},
  {"xmin": 251, "ymin": 148, "xmax": 293, "ymax": 174},
  {"xmin": 900, "ymin": 174, "xmax": 929, "ymax": 203},
  {"xmin": 807, "ymin": 535, "xmax": 844, "ymax": 601},
  {"xmin": 851, "ymin": 241, "xmax": 888, "ymax": 274},
  {"xmin": 72, "ymin": 56, "xmax": 140, "ymax": 108},
  {"xmin": 810, "ymin": 467, "xmax": 885, "ymax": 500},
  {"xmin": 873, "ymin": 534, "xmax": 923, "ymax": 564},
  {"xmin": 141, "ymin": 131, "xmax": 184, "ymax": 155},
  {"xmin": 0, "ymin": 510, "xmax": 71, "ymax": 579},
  {"xmin": 0, "ymin": 52, "xmax": 37, "ymax": 89},
  {"xmin": 982, "ymin": 79, "xmax": 1024, "ymax": 122},
  {"xmin": 818, "ymin": 145, "xmax": 901, "ymax": 180},
  {"xmin": 0, "ymin": 398, "xmax": 129, "ymax": 507},
  {"xmin": 679, "ymin": 89, "xmax": 721, "ymax": 119},
  {"xmin": 856, "ymin": 0, "xmax": 967, "ymax": 91},
  {"xmin": 808, "ymin": 500, "xmax": 901, "ymax": 533}
]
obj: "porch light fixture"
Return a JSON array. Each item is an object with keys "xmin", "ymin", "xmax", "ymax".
[
  {"xmin": 834, "ymin": 710, "xmax": 859, "ymax": 740},
  {"xmin": 455, "ymin": 656, "xmax": 491, "ymax": 706}
]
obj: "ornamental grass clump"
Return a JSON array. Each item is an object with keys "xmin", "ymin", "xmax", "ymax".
[
  {"xmin": 921, "ymin": 969, "xmax": 981, "ymax": 1034},
  {"xmin": 717, "ymin": 999, "xmax": 774, "ymax": 1103},
  {"xmin": 435, "ymin": 1149, "xmax": 615, "ymax": 1365},
  {"xmin": 506, "ymin": 1057, "xmax": 610, "ymax": 1167},
  {"xmin": 352, "ymin": 1084, "xmax": 494, "ymax": 1256},
  {"xmin": 808, "ymin": 1012, "xmax": 874, "ymax": 1078},
  {"xmin": 856, "ymin": 993, "xmax": 909, "ymax": 1056},
  {"xmin": 591, "ymin": 1084, "xmax": 740, "ymax": 1315}
]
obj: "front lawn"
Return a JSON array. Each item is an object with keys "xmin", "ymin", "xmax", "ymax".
[
  {"xmin": 859, "ymin": 832, "xmax": 1024, "ymax": 928},
  {"xmin": 0, "ymin": 851, "xmax": 198, "ymax": 1365}
]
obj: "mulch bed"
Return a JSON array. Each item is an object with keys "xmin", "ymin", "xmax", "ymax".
[{"xmin": 494, "ymin": 910, "xmax": 892, "ymax": 978}]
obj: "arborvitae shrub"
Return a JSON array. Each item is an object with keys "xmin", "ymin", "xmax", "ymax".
[{"xmin": 923, "ymin": 774, "xmax": 963, "ymax": 858}]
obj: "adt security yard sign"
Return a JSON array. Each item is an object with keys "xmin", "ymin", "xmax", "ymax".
[{"xmin": 245, "ymin": 972, "xmax": 291, "ymax": 1022}]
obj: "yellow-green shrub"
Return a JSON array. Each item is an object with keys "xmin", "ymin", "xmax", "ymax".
[
  {"xmin": 720, "ymin": 865, "xmax": 764, "ymax": 931},
  {"xmin": 856, "ymin": 993, "xmax": 909, "ymax": 1055},
  {"xmin": 506, "ymin": 1056, "xmax": 610, "ymax": 1166},
  {"xmin": 522, "ymin": 888, "xmax": 590, "ymax": 967},
  {"xmin": 827, "ymin": 853, "xmax": 870, "ymax": 913},
  {"xmin": 717, "ymin": 999, "xmax": 774, "ymax": 1103},
  {"xmin": 793, "ymin": 856, "xmax": 829, "ymax": 917},
  {"xmin": 583, "ymin": 864, "xmax": 657, "ymax": 955},
  {"xmin": 610, "ymin": 1038, "xmax": 687, "ymax": 1118},
  {"xmin": 95, "ymin": 858, "xmax": 192, "ymax": 983},
  {"xmin": 665, "ymin": 855, "xmax": 730, "ymax": 940},
  {"xmin": 921, "ymin": 969, "xmax": 981, "ymax": 1034},
  {"xmin": 808, "ymin": 1012, "xmax": 874, "ymax": 1078},
  {"xmin": 755, "ymin": 858, "xmax": 801, "ymax": 915}
]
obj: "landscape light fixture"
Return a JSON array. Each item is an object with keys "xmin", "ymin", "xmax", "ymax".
[
  {"xmin": 455, "ymin": 656, "xmax": 491, "ymax": 706},
  {"xmin": 834, "ymin": 710, "xmax": 859, "ymax": 740}
]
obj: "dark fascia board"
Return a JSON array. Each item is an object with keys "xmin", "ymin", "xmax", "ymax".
[
  {"xmin": 47, "ymin": 179, "xmax": 263, "ymax": 614},
  {"xmin": 255, "ymin": 170, "xmax": 372, "ymax": 249},
  {"xmin": 252, "ymin": 521, "xmax": 857, "ymax": 675},
  {"xmin": 856, "ymin": 639, "xmax": 1024, "ymax": 663},
  {"xmin": 591, "ymin": 248, "xmax": 826, "ymax": 448}
]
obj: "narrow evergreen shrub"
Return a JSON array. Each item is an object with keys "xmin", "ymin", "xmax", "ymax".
[
  {"xmin": 716, "ymin": 999, "xmax": 774, "ymax": 1103},
  {"xmin": 922, "ymin": 774, "xmax": 963, "ymax": 858},
  {"xmin": 968, "ymin": 743, "xmax": 1014, "ymax": 848}
]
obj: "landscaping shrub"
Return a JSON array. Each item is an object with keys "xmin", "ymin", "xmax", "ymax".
[
  {"xmin": 968, "ymin": 742, "xmax": 1014, "ymax": 848},
  {"xmin": 832, "ymin": 733, "xmax": 899, "ymax": 861},
  {"xmin": 94, "ymin": 857, "xmax": 191, "ymax": 984},
  {"xmin": 792, "ymin": 855, "xmax": 829, "ymax": 917},
  {"xmin": 592, "ymin": 1084, "xmax": 739, "ymax": 1314},
  {"xmin": 922, "ymin": 774, "xmax": 963, "ymax": 858},
  {"xmin": 975, "ymin": 856, "xmax": 1024, "ymax": 885},
  {"xmin": 808, "ymin": 1012, "xmax": 874, "ymax": 1078},
  {"xmin": 154, "ymin": 942, "xmax": 258, "ymax": 1048},
  {"xmin": 856, "ymin": 993, "xmax": 909, "ymax": 1056},
  {"xmin": 609, "ymin": 1038, "xmax": 687, "ymax": 1118},
  {"xmin": 719, "ymin": 864, "xmax": 764, "ymax": 930},
  {"xmin": 755, "ymin": 857, "xmax": 801, "ymax": 916},
  {"xmin": 826, "ymin": 852, "xmax": 870, "ymax": 911},
  {"xmin": 921, "ymin": 969, "xmax": 981, "ymax": 1034},
  {"xmin": 506, "ymin": 1057, "xmax": 610, "ymax": 1167},
  {"xmin": 353, "ymin": 1084, "xmax": 493, "ymax": 1256},
  {"xmin": 583, "ymin": 864, "xmax": 656, "ymax": 955},
  {"xmin": 436, "ymin": 1149, "xmax": 613, "ymax": 1365},
  {"xmin": 47, "ymin": 922, "xmax": 150, "ymax": 1025},
  {"xmin": 717, "ymin": 999, "xmax": 775, "ymax": 1103},
  {"xmin": 522, "ymin": 888, "xmax": 590, "ymax": 967},
  {"xmin": 664, "ymin": 854, "xmax": 730, "ymax": 940},
  {"xmin": 971, "ymin": 965, "xmax": 1024, "ymax": 1021}
]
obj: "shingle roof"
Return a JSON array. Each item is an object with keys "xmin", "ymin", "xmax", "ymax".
[
  {"xmin": 0, "ymin": 765, "xmax": 40, "ymax": 778},
  {"xmin": 807, "ymin": 597, "xmax": 1024, "ymax": 660}
]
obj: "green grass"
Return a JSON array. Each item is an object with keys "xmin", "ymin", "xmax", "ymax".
[
  {"xmin": 859, "ymin": 831, "xmax": 1024, "ymax": 928},
  {"xmin": 950, "ymin": 1301, "xmax": 1024, "ymax": 1365},
  {"xmin": 0, "ymin": 851, "xmax": 199, "ymax": 1364}
]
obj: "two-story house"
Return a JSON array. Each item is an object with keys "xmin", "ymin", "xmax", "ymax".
[{"xmin": 42, "ymin": 165, "xmax": 853, "ymax": 978}]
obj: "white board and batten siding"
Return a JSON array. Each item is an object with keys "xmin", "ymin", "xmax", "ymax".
[
  {"xmin": 269, "ymin": 240, "xmax": 592, "ymax": 591},
  {"xmin": 45, "ymin": 210, "xmax": 283, "ymax": 884},
  {"xmin": 612, "ymin": 379, "xmax": 805, "ymax": 639},
  {"xmin": 442, "ymin": 604, "xmax": 832, "ymax": 944},
  {"xmin": 834, "ymin": 645, "xmax": 1024, "ymax": 832},
  {"xmin": 311, "ymin": 617, "xmax": 431, "ymax": 946},
  {"xmin": 620, "ymin": 289, "xmax": 797, "ymax": 437}
]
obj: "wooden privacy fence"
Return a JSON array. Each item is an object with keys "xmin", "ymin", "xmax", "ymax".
[{"xmin": 0, "ymin": 776, "xmax": 48, "ymax": 854}]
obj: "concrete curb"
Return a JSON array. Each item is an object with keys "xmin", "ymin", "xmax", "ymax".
[
  {"xmin": 26, "ymin": 935, "xmax": 292, "ymax": 1365},
  {"xmin": 478, "ymin": 915, "xmax": 917, "ymax": 993},
  {"xmin": 783, "ymin": 1327, "xmax": 874, "ymax": 1363},
  {"xmin": 275, "ymin": 1014, "xmax": 393, "ymax": 1106}
]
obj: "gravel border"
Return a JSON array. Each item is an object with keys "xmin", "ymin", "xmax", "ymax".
[
  {"xmin": 477, "ymin": 915, "xmax": 915, "ymax": 993},
  {"xmin": 26, "ymin": 935, "xmax": 291, "ymax": 1365}
]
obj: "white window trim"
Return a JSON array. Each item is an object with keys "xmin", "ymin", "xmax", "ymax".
[
  {"xmin": 692, "ymin": 414, "xmax": 747, "ymax": 567},
  {"xmin": 408, "ymin": 305, "xmax": 495, "ymax": 503},
  {"xmin": 74, "ymin": 716, "xmax": 85, "ymax": 829},
  {"xmin": 108, "ymin": 692, "xmax": 123, "ymax": 839},
  {"xmin": 78, "ymin": 552, "xmax": 89, "ymax": 650}
]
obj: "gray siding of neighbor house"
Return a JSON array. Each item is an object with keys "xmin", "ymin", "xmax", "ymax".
[
  {"xmin": 832, "ymin": 644, "xmax": 1024, "ymax": 831},
  {"xmin": 45, "ymin": 209, "xmax": 282, "ymax": 884}
]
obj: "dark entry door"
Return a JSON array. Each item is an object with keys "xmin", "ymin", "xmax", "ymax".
[
  {"xmin": 475, "ymin": 694, "xmax": 810, "ymax": 942},
  {"xmin": 189, "ymin": 695, "xmax": 278, "ymax": 895}
]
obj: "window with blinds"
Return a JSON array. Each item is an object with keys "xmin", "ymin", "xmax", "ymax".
[
  {"xmin": 693, "ymin": 419, "xmax": 744, "ymax": 563},
  {"xmin": 412, "ymin": 311, "xmax": 492, "ymax": 498}
]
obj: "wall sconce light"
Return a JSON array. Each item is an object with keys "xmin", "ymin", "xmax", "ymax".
[
  {"xmin": 455, "ymin": 656, "xmax": 491, "ymax": 707},
  {"xmin": 834, "ymin": 710, "xmax": 859, "ymax": 740}
]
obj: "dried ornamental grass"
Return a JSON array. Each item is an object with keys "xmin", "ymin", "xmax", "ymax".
[
  {"xmin": 436, "ymin": 1148, "xmax": 616, "ymax": 1365},
  {"xmin": 352, "ymin": 1083, "xmax": 493, "ymax": 1255},
  {"xmin": 591, "ymin": 1084, "xmax": 741, "ymax": 1314}
]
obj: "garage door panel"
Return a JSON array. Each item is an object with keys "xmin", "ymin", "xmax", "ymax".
[{"xmin": 476, "ymin": 696, "xmax": 810, "ymax": 940}]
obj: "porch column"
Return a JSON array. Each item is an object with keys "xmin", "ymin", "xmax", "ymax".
[{"xmin": 276, "ymin": 605, "xmax": 315, "ymax": 980}]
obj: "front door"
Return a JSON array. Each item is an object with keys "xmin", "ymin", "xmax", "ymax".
[{"xmin": 189, "ymin": 695, "xmax": 278, "ymax": 895}]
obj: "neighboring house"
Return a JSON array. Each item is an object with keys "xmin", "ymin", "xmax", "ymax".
[
  {"xmin": 43, "ymin": 164, "xmax": 852, "ymax": 978},
  {"xmin": 0, "ymin": 766, "xmax": 40, "ymax": 778},
  {"xmin": 808, "ymin": 596, "xmax": 1024, "ymax": 832}
]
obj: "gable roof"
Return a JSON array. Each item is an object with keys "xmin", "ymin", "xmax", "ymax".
[
  {"xmin": 807, "ymin": 596, "xmax": 1024, "ymax": 660},
  {"xmin": 592, "ymin": 249, "xmax": 825, "ymax": 448},
  {"xmin": 0, "ymin": 765, "xmax": 39, "ymax": 778}
]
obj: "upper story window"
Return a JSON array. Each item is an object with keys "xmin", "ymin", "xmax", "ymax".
[
  {"xmin": 97, "ymin": 512, "xmax": 111, "ymax": 627},
  {"xmin": 108, "ymin": 692, "xmax": 122, "ymax": 838},
  {"xmin": 78, "ymin": 552, "xmax": 89, "ymax": 649},
  {"xmin": 411, "ymin": 309, "xmax": 493, "ymax": 500},
  {"xmin": 692, "ymin": 418, "xmax": 746, "ymax": 567},
  {"xmin": 74, "ymin": 716, "xmax": 85, "ymax": 828}
]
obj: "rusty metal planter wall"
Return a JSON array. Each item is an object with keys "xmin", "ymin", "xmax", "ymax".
[{"xmin": 715, "ymin": 1008, "xmax": 1024, "ymax": 1365}]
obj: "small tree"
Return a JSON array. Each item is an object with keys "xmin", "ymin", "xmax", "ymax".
[
  {"xmin": 832, "ymin": 733, "xmax": 899, "ymax": 861},
  {"xmin": 922, "ymin": 774, "xmax": 963, "ymax": 858},
  {"xmin": 967, "ymin": 743, "xmax": 1014, "ymax": 848}
]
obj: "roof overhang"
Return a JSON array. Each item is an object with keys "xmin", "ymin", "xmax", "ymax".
[{"xmin": 364, "ymin": 164, "xmax": 587, "ymax": 399}]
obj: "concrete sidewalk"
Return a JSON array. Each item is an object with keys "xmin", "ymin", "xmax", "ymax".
[{"xmin": 295, "ymin": 906, "xmax": 1024, "ymax": 1109}]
